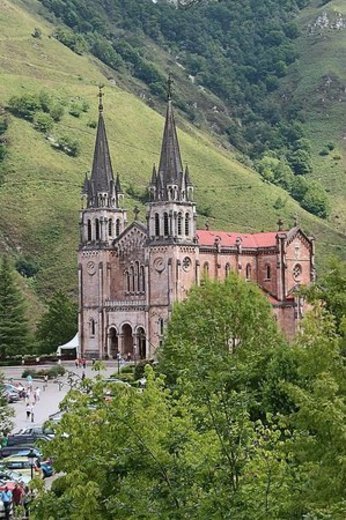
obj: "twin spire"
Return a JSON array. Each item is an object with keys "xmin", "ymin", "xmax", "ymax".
[
  {"xmin": 82, "ymin": 86, "xmax": 122, "ymax": 209},
  {"xmin": 83, "ymin": 78, "xmax": 193, "ymax": 208}
]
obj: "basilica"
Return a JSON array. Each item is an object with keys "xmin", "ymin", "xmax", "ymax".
[{"xmin": 78, "ymin": 88, "xmax": 316, "ymax": 360}]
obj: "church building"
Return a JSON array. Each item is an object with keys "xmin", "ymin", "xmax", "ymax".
[{"xmin": 78, "ymin": 88, "xmax": 316, "ymax": 360}]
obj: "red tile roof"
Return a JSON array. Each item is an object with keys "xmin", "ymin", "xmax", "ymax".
[{"xmin": 196, "ymin": 230, "xmax": 278, "ymax": 248}]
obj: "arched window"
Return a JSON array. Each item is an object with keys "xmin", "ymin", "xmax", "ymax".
[
  {"xmin": 140, "ymin": 265, "xmax": 145, "ymax": 292},
  {"xmin": 293, "ymin": 263, "xmax": 302, "ymax": 281},
  {"xmin": 155, "ymin": 213, "xmax": 160, "ymax": 237},
  {"xmin": 203, "ymin": 262, "xmax": 209, "ymax": 278},
  {"xmin": 164, "ymin": 213, "xmax": 169, "ymax": 236},
  {"xmin": 130, "ymin": 266, "xmax": 135, "ymax": 293},
  {"xmin": 90, "ymin": 319, "xmax": 95, "ymax": 337},
  {"xmin": 225, "ymin": 263, "xmax": 230, "ymax": 278},
  {"xmin": 87, "ymin": 220, "xmax": 92, "ymax": 241},
  {"xmin": 159, "ymin": 318, "xmax": 164, "ymax": 336},
  {"xmin": 125, "ymin": 271, "xmax": 130, "ymax": 292},
  {"xmin": 185, "ymin": 213, "xmax": 190, "ymax": 236},
  {"xmin": 108, "ymin": 219, "xmax": 113, "ymax": 237},
  {"xmin": 177, "ymin": 213, "xmax": 183, "ymax": 236},
  {"xmin": 245, "ymin": 264, "xmax": 251, "ymax": 280},
  {"xmin": 135, "ymin": 261, "xmax": 140, "ymax": 292},
  {"xmin": 95, "ymin": 219, "xmax": 100, "ymax": 240},
  {"xmin": 116, "ymin": 219, "xmax": 120, "ymax": 237},
  {"xmin": 265, "ymin": 264, "xmax": 271, "ymax": 280}
]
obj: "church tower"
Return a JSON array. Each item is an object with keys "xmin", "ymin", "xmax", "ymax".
[
  {"xmin": 78, "ymin": 88, "xmax": 127, "ymax": 358},
  {"xmin": 146, "ymin": 77, "xmax": 199, "ymax": 349}
]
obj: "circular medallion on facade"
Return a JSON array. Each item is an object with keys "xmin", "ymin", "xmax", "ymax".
[
  {"xmin": 154, "ymin": 257, "xmax": 165, "ymax": 273},
  {"xmin": 293, "ymin": 263, "xmax": 302, "ymax": 281},
  {"xmin": 182, "ymin": 256, "xmax": 192, "ymax": 272},
  {"xmin": 87, "ymin": 261, "xmax": 96, "ymax": 275}
]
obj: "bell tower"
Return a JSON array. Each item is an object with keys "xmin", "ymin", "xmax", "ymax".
[
  {"xmin": 78, "ymin": 88, "xmax": 127, "ymax": 358},
  {"xmin": 147, "ymin": 75, "xmax": 196, "ymax": 243},
  {"xmin": 146, "ymin": 76, "xmax": 199, "ymax": 351}
]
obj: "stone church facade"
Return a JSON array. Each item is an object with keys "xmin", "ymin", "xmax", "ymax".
[{"xmin": 78, "ymin": 90, "xmax": 316, "ymax": 360}]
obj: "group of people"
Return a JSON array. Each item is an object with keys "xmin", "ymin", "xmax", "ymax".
[
  {"xmin": 1, "ymin": 483, "xmax": 32, "ymax": 519},
  {"xmin": 20, "ymin": 377, "xmax": 42, "ymax": 423},
  {"xmin": 74, "ymin": 358, "xmax": 87, "ymax": 369}
]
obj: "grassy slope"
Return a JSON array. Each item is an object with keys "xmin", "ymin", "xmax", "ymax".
[
  {"xmin": 0, "ymin": 0, "xmax": 345, "ymax": 319},
  {"xmin": 284, "ymin": 0, "xmax": 346, "ymax": 233}
]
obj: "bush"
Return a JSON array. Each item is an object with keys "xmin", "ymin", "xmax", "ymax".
[
  {"xmin": 87, "ymin": 120, "xmax": 97, "ymax": 129},
  {"xmin": 133, "ymin": 361, "xmax": 148, "ymax": 381},
  {"xmin": 15, "ymin": 257, "xmax": 39, "ymax": 278},
  {"xmin": 50, "ymin": 104, "xmax": 64, "ymax": 122},
  {"xmin": 319, "ymin": 148, "xmax": 329, "ymax": 156},
  {"xmin": 33, "ymin": 112, "xmax": 54, "ymax": 133},
  {"xmin": 55, "ymin": 135, "xmax": 81, "ymax": 156},
  {"xmin": 51, "ymin": 475, "xmax": 68, "ymax": 497},
  {"xmin": 120, "ymin": 364, "xmax": 135, "ymax": 374},
  {"xmin": 32, "ymin": 27, "xmax": 42, "ymax": 39},
  {"xmin": 8, "ymin": 94, "xmax": 41, "ymax": 120},
  {"xmin": 69, "ymin": 104, "xmax": 82, "ymax": 118},
  {"xmin": 21, "ymin": 365, "xmax": 65, "ymax": 379}
]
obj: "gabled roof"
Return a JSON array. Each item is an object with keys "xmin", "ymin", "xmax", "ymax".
[{"xmin": 196, "ymin": 230, "xmax": 278, "ymax": 248}]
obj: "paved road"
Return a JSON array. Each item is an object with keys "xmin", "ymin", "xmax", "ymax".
[{"xmin": 1, "ymin": 362, "xmax": 119, "ymax": 432}]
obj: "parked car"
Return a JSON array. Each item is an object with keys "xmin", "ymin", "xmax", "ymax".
[
  {"xmin": 0, "ymin": 445, "xmax": 37, "ymax": 459},
  {"xmin": 7, "ymin": 434, "xmax": 51, "ymax": 447},
  {"xmin": 0, "ymin": 469, "xmax": 31, "ymax": 485},
  {"xmin": 48, "ymin": 410, "xmax": 64, "ymax": 423},
  {"xmin": 16, "ymin": 426, "xmax": 54, "ymax": 439},
  {"xmin": 3, "ymin": 456, "xmax": 43, "ymax": 480},
  {"xmin": 3, "ymin": 390, "xmax": 20, "ymax": 403}
]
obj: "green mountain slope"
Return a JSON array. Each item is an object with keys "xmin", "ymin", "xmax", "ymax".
[
  {"xmin": 0, "ymin": 0, "xmax": 345, "ymax": 315},
  {"xmin": 283, "ymin": 0, "xmax": 346, "ymax": 232}
]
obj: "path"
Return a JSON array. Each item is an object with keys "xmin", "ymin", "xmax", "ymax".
[{"xmin": 1, "ymin": 361, "xmax": 118, "ymax": 432}]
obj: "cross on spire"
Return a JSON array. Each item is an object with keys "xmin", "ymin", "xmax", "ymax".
[
  {"xmin": 167, "ymin": 73, "xmax": 173, "ymax": 100},
  {"xmin": 98, "ymin": 84, "xmax": 104, "ymax": 113},
  {"xmin": 133, "ymin": 206, "xmax": 140, "ymax": 220}
]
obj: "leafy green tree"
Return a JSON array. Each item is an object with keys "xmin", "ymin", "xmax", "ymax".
[
  {"xmin": 0, "ymin": 256, "xmax": 31, "ymax": 358},
  {"xmin": 301, "ymin": 179, "xmax": 330, "ymax": 218},
  {"xmin": 36, "ymin": 290, "xmax": 77, "ymax": 354},
  {"xmin": 0, "ymin": 370, "xmax": 14, "ymax": 433}
]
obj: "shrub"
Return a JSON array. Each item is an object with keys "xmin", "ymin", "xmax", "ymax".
[
  {"xmin": 327, "ymin": 142, "xmax": 335, "ymax": 151},
  {"xmin": 15, "ymin": 257, "xmax": 39, "ymax": 278},
  {"xmin": 319, "ymin": 148, "xmax": 329, "ymax": 156},
  {"xmin": 8, "ymin": 94, "xmax": 41, "ymax": 120},
  {"xmin": 134, "ymin": 361, "xmax": 148, "ymax": 381},
  {"xmin": 32, "ymin": 27, "xmax": 42, "ymax": 39},
  {"xmin": 69, "ymin": 103, "xmax": 82, "ymax": 118},
  {"xmin": 120, "ymin": 364, "xmax": 135, "ymax": 374},
  {"xmin": 33, "ymin": 112, "xmax": 54, "ymax": 133},
  {"xmin": 50, "ymin": 104, "xmax": 64, "ymax": 122},
  {"xmin": 55, "ymin": 135, "xmax": 81, "ymax": 156},
  {"xmin": 21, "ymin": 365, "xmax": 65, "ymax": 379},
  {"xmin": 87, "ymin": 120, "xmax": 97, "ymax": 129}
]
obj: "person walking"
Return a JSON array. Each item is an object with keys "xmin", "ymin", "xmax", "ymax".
[
  {"xmin": 34, "ymin": 387, "xmax": 41, "ymax": 403},
  {"xmin": 25, "ymin": 402, "xmax": 31, "ymax": 421},
  {"xmin": 30, "ymin": 403, "xmax": 34, "ymax": 423},
  {"xmin": 1, "ymin": 432, "xmax": 8, "ymax": 448},
  {"xmin": 23, "ymin": 486, "xmax": 31, "ymax": 519},
  {"xmin": 12, "ymin": 483, "xmax": 24, "ymax": 514},
  {"xmin": 1, "ymin": 486, "xmax": 13, "ymax": 520}
]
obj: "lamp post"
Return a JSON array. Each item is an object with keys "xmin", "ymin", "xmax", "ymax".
[
  {"xmin": 28, "ymin": 448, "xmax": 36, "ymax": 481},
  {"xmin": 116, "ymin": 352, "xmax": 120, "ymax": 375}
]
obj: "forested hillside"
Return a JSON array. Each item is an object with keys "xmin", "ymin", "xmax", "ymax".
[{"xmin": 0, "ymin": 0, "xmax": 345, "ymax": 323}]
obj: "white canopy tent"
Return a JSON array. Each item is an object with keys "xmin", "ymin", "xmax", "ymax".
[{"xmin": 57, "ymin": 333, "xmax": 80, "ymax": 357}]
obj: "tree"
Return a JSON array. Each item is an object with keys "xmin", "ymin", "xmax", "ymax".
[
  {"xmin": 36, "ymin": 291, "xmax": 77, "ymax": 354},
  {"xmin": 0, "ymin": 256, "xmax": 31, "ymax": 358},
  {"xmin": 33, "ymin": 112, "xmax": 54, "ymax": 133},
  {"xmin": 0, "ymin": 370, "xmax": 14, "ymax": 433}
]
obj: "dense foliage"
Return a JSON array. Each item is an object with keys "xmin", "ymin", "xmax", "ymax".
[
  {"xmin": 38, "ymin": 0, "xmax": 331, "ymax": 218},
  {"xmin": 32, "ymin": 273, "xmax": 346, "ymax": 519},
  {"xmin": 35, "ymin": 290, "xmax": 78, "ymax": 354},
  {"xmin": 0, "ymin": 256, "xmax": 31, "ymax": 358}
]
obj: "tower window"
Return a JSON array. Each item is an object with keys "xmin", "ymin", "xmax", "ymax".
[
  {"xmin": 130, "ymin": 266, "xmax": 135, "ymax": 292},
  {"xmin": 87, "ymin": 220, "xmax": 92, "ymax": 241},
  {"xmin": 155, "ymin": 213, "xmax": 160, "ymax": 237},
  {"xmin": 245, "ymin": 264, "xmax": 251, "ymax": 280},
  {"xmin": 108, "ymin": 219, "xmax": 113, "ymax": 237},
  {"xmin": 164, "ymin": 213, "xmax": 169, "ymax": 237},
  {"xmin": 95, "ymin": 219, "xmax": 100, "ymax": 240},
  {"xmin": 265, "ymin": 264, "xmax": 271, "ymax": 280},
  {"xmin": 140, "ymin": 265, "xmax": 145, "ymax": 292},
  {"xmin": 293, "ymin": 263, "xmax": 302, "ymax": 281},
  {"xmin": 90, "ymin": 319, "xmax": 96, "ymax": 337},
  {"xmin": 116, "ymin": 219, "xmax": 120, "ymax": 237},
  {"xmin": 159, "ymin": 318, "xmax": 164, "ymax": 336},
  {"xmin": 177, "ymin": 213, "xmax": 183, "ymax": 236},
  {"xmin": 203, "ymin": 262, "xmax": 209, "ymax": 278},
  {"xmin": 135, "ymin": 261, "xmax": 140, "ymax": 292},
  {"xmin": 225, "ymin": 263, "xmax": 230, "ymax": 278},
  {"xmin": 125, "ymin": 271, "xmax": 130, "ymax": 292},
  {"xmin": 185, "ymin": 213, "xmax": 190, "ymax": 236}
]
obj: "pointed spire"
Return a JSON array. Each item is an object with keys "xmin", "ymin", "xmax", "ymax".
[
  {"xmin": 82, "ymin": 172, "xmax": 89, "ymax": 195},
  {"xmin": 185, "ymin": 164, "xmax": 192, "ymax": 186},
  {"xmin": 90, "ymin": 86, "xmax": 114, "ymax": 199},
  {"xmin": 158, "ymin": 75, "xmax": 183, "ymax": 191},
  {"xmin": 151, "ymin": 164, "xmax": 157, "ymax": 185},
  {"xmin": 115, "ymin": 173, "xmax": 122, "ymax": 194}
]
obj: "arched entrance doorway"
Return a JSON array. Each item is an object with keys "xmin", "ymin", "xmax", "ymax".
[
  {"xmin": 122, "ymin": 324, "xmax": 133, "ymax": 359},
  {"xmin": 108, "ymin": 327, "xmax": 118, "ymax": 358},
  {"xmin": 137, "ymin": 327, "xmax": 146, "ymax": 360}
]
